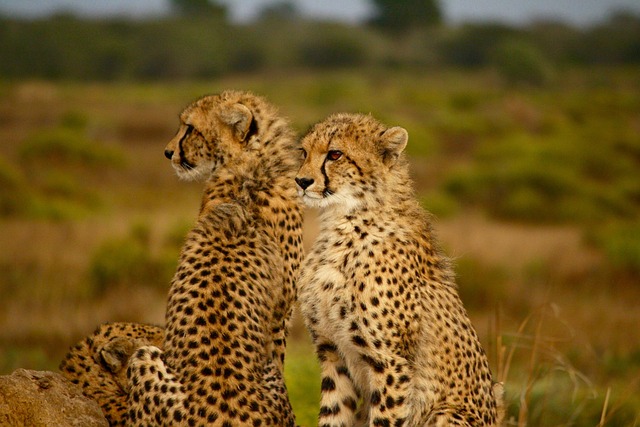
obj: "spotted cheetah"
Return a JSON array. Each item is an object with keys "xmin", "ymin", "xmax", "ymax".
[
  {"xmin": 295, "ymin": 113, "xmax": 504, "ymax": 426},
  {"xmin": 124, "ymin": 90, "xmax": 303, "ymax": 426},
  {"xmin": 60, "ymin": 90, "xmax": 303, "ymax": 426},
  {"xmin": 59, "ymin": 322, "xmax": 164, "ymax": 426}
]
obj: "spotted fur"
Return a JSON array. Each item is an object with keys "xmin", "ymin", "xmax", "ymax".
[
  {"xmin": 59, "ymin": 322, "xmax": 164, "ymax": 426},
  {"xmin": 60, "ymin": 91, "xmax": 304, "ymax": 426},
  {"xmin": 296, "ymin": 113, "xmax": 504, "ymax": 426},
  {"xmin": 124, "ymin": 91, "xmax": 303, "ymax": 427}
]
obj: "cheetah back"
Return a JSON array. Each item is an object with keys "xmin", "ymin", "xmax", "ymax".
[{"xmin": 127, "ymin": 90, "xmax": 303, "ymax": 426}]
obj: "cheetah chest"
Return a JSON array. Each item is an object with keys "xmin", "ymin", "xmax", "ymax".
[{"xmin": 299, "ymin": 224, "xmax": 402, "ymax": 359}]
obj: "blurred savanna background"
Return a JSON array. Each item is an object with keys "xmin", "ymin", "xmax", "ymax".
[{"xmin": 1, "ymin": 0, "xmax": 639, "ymax": 425}]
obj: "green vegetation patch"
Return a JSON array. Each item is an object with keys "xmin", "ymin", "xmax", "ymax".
[
  {"xmin": 88, "ymin": 222, "xmax": 183, "ymax": 296},
  {"xmin": 589, "ymin": 222, "xmax": 640, "ymax": 278},
  {"xmin": 19, "ymin": 127, "xmax": 124, "ymax": 168},
  {"xmin": 2, "ymin": 113, "xmax": 127, "ymax": 220},
  {"xmin": 0, "ymin": 155, "xmax": 31, "ymax": 216},
  {"xmin": 284, "ymin": 339, "xmax": 321, "ymax": 427},
  {"xmin": 444, "ymin": 124, "xmax": 640, "ymax": 223},
  {"xmin": 493, "ymin": 39, "xmax": 555, "ymax": 86}
]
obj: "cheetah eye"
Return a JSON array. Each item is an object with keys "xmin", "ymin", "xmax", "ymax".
[
  {"xmin": 185, "ymin": 124, "xmax": 204, "ymax": 139},
  {"xmin": 327, "ymin": 150, "xmax": 342, "ymax": 161},
  {"xmin": 299, "ymin": 148, "xmax": 307, "ymax": 160}
]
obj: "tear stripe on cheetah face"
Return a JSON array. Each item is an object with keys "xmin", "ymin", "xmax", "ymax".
[
  {"xmin": 165, "ymin": 91, "xmax": 262, "ymax": 181},
  {"xmin": 296, "ymin": 113, "xmax": 408, "ymax": 213},
  {"xmin": 126, "ymin": 90, "xmax": 303, "ymax": 427},
  {"xmin": 297, "ymin": 113, "xmax": 504, "ymax": 427}
]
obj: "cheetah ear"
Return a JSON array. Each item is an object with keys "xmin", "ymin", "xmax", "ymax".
[
  {"xmin": 220, "ymin": 103, "xmax": 253, "ymax": 142},
  {"xmin": 379, "ymin": 126, "xmax": 408, "ymax": 166},
  {"xmin": 98, "ymin": 337, "xmax": 136, "ymax": 373}
]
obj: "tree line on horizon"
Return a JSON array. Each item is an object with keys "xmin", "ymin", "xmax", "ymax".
[{"xmin": 0, "ymin": 0, "xmax": 638, "ymax": 82}]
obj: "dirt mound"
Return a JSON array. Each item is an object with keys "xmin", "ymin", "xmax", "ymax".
[{"xmin": 0, "ymin": 368, "xmax": 107, "ymax": 427}]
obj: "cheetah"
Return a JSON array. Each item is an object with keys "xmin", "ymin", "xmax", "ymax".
[
  {"xmin": 59, "ymin": 90, "xmax": 304, "ymax": 426},
  {"xmin": 124, "ymin": 90, "xmax": 304, "ymax": 426},
  {"xmin": 59, "ymin": 322, "xmax": 164, "ymax": 426},
  {"xmin": 295, "ymin": 113, "xmax": 504, "ymax": 426}
]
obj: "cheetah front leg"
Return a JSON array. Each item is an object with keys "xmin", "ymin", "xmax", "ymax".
[
  {"xmin": 362, "ymin": 353, "xmax": 412, "ymax": 427},
  {"xmin": 126, "ymin": 345, "xmax": 189, "ymax": 427},
  {"xmin": 261, "ymin": 303, "xmax": 296, "ymax": 426},
  {"xmin": 315, "ymin": 339, "xmax": 360, "ymax": 427},
  {"xmin": 263, "ymin": 357, "xmax": 296, "ymax": 427}
]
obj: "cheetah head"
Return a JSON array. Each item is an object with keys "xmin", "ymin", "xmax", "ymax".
[
  {"xmin": 164, "ymin": 90, "xmax": 259, "ymax": 181},
  {"xmin": 296, "ymin": 113, "xmax": 408, "ymax": 210}
]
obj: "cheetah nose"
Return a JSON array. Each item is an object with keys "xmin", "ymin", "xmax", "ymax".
[
  {"xmin": 295, "ymin": 177, "xmax": 314, "ymax": 190},
  {"xmin": 164, "ymin": 149, "xmax": 174, "ymax": 159}
]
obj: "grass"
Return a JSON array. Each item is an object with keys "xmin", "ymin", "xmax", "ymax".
[
  {"xmin": 285, "ymin": 332, "xmax": 321, "ymax": 427},
  {"xmin": 494, "ymin": 303, "xmax": 640, "ymax": 426},
  {"xmin": 0, "ymin": 67, "xmax": 639, "ymax": 425}
]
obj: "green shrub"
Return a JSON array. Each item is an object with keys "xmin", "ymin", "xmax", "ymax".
[
  {"xmin": 444, "ymin": 132, "xmax": 639, "ymax": 223},
  {"xmin": 431, "ymin": 112, "xmax": 495, "ymax": 154},
  {"xmin": 0, "ymin": 155, "xmax": 30, "ymax": 216},
  {"xmin": 38, "ymin": 170, "xmax": 100, "ymax": 207},
  {"xmin": 10, "ymin": 124, "xmax": 127, "ymax": 219},
  {"xmin": 0, "ymin": 346, "xmax": 52, "ymax": 373},
  {"xmin": 226, "ymin": 30, "xmax": 268, "ymax": 72},
  {"xmin": 59, "ymin": 110, "xmax": 89, "ymax": 130},
  {"xmin": 591, "ymin": 223, "xmax": 640, "ymax": 277},
  {"xmin": 27, "ymin": 196, "xmax": 96, "ymax": 221},
  {"xmin": 89, "ymin": 233, "xmax": 151, "ymax": 294},
  {"xmin": 493, "ymin": 39, "xmax": 555, "ymax": 86},
  {"xmin": 89, "ymin": 223, "xmax": 176, "ymax": 296},
  {"xmin": 297, "ymin": 25, "xmax": 372, "ymax": 69},
  {"xmin": 300, "ymin": 76, "xmax": 364, "ymax": 107},
  {"xmin": 445, "ymin": 159, "xmax": 587, "ymax": 222},
  {"xmin": 420, "ymin": 191, "xmax": 459, "ymax": 218},
  {"xmin": 19, "ymin": 128, "xmax": 124, "ymax": 168},
  {"xmin": 438, "ymin": 23, "xmax": 520, "ymax": 67},
  {"xmin": 163, "ymin": 219, "xmax": 192, "ymax": 250},
  {"xmin": 0, "ymin": 154, "xmax": 97, "ymax": 220}
]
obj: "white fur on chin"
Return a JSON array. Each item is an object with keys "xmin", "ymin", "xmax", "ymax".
[
  {"xmin": 300, "ymin": 190, "xmax": 361, "ymax": 212},
  {"xmin": 173, "ymin": 162, "xmax": 213, "ymax": 182}
]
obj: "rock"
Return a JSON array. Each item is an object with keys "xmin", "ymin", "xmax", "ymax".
[{"xmin": 0, "ymin": 368, "xmax": 108, "ymax": 427}]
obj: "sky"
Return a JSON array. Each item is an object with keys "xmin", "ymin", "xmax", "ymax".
[{"xmin": 0, "ymin": 0, "xmax": 638, "ymax": 26}]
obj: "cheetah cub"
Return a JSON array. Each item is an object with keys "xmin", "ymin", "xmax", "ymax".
[
  {"xmin": 61, "ymin": 91, "xmax": 303, "ymax": 427},
  {"xmin": 59, "ymin": 322, "xmax": 164, "ymax": 426},
  {"xmin": 125, "ymin": 91, "xmax": 304, "ymax": 426},
  {"xmin": 296, "ymin": 113, "xmax": 504, "ymax": 426}
]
